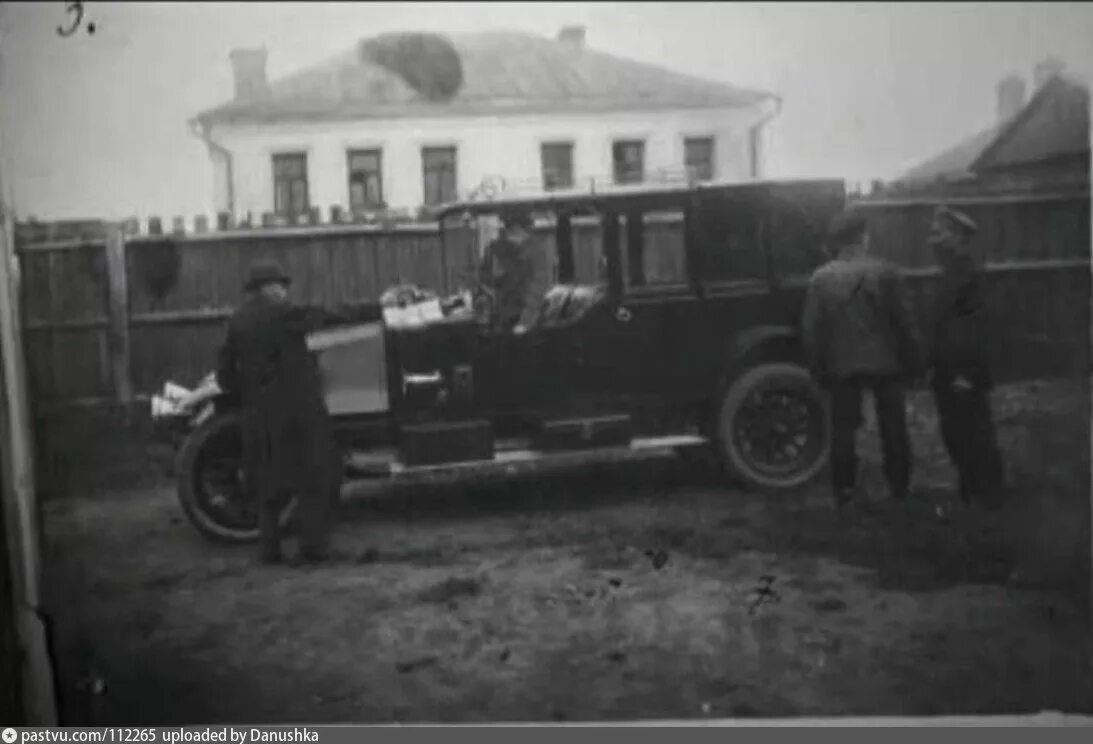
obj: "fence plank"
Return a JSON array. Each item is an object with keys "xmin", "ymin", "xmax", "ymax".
[{"xmin": 104, "ymin": 225, "xmax": 133, "ymax": 404}]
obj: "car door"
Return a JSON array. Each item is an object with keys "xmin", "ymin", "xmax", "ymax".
[
  {"xmin": 679, "ymin": 187, "xmax": 778, "ymax": 392},
  {"xmin": 569, "ymin": 206, "xmax": 699, "ymax": 414}
]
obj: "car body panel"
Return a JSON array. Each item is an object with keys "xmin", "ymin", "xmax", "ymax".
[{"xmin": 158, "ymin": 178, "xmax": 846, "ymax": 475}]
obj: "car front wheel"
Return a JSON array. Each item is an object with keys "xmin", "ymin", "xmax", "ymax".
[
  {"xmin": 175, "ymin": 410, "xmax": 297, "ymax": 544},
  {"xmin": 716, "ymin": 362, "xmax": 830, "ymax": 491}
]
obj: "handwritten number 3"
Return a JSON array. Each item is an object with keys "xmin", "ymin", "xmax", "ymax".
[{"xmin": 57, "ymin": 1, "xmax": 85, "ymax": 37}]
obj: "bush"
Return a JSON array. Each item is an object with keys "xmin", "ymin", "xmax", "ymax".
[{"xmin": 359, "ymin": 32, "xmax": 464, "ymax": 102}]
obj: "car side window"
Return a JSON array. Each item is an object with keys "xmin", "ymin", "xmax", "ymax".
[
  {"xmin": 692, "ymin": 196, "xmax": 766, "ymax": 283},
  {"xmin": 620, "ymin": 209, "xmax": 689, "ymax": 289}
]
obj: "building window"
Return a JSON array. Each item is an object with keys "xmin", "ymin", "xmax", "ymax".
[
  {"xmin": 422, "ymin": 146, "xmax": 458, "ymax": 206},
  {"xmin": 348, "ymin": 149, "xmax": 384, "ymax": 212},
  {"xmin": 612, "ymin": 140, "xmax": 645, "ymax": 185},
  {"xmin": 684, "ymin": 137, "xmax": 715, "ymax": 182},
  {"xmin": 541, "ymin": 142, "xmax": 574, "ymax": 191},
  {"xmin": 272, "ymin": 152, "xmax": 309, "ymax": 219}
]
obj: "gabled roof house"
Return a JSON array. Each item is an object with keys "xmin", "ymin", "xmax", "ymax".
[
  {"xmin": 896, "ymin": 57, "xmax": 1090, "ymax": 193},
  {"xmin": 189, "ymin": 27, "xmax": 782, "ymax": 221}
]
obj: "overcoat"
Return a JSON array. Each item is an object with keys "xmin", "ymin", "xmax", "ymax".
[
  {"xmin": 216, "ymin": 295, "xmax": 334, "ymax": 502},
  {"xmin": 801, "ymin": 255, "xmax": 924, "ymax": 383},
  {"xmin": 478, "ymin": 235, "xmax": 553, "ymax": 331},
  {"xmin": 930, "ymin": 257, "xmax": 993, "ymax": 390}
]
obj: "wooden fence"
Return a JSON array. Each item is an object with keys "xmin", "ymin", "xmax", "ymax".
[
  {"xmin": 854, "ymin": 188, "xmax": 1091, "ymax": 267},
  {"xmin": 15, "ymin": 186, "xmax": 1091, "ymax": 413}
]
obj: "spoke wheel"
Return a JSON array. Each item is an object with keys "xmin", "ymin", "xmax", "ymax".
[
  {"xmin": 717, "ymin": 362, "xmax": 830, "ymax": 491},
  {"xmin": 175, "ymin": 411, "xmax": 296, "ymax": 544}
]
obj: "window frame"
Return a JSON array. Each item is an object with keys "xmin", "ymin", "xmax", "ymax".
[
  {"xmin": 617, "ymin": 208, "xmax": 692, "ymax": 295},
  {"xmin": 683, "ymin": 136, "xmax": 716, "ymax": 182},
  {"xmin": 421, "ymin": 146, "xmax": 458, "ymax": 207},
  {"xmin": 271, "ymin": 152, "xmax": 310, "ymax": 220},
  {"xmin": 540, "ymin": 141, "xmax": 575, "ymax": 191},
  {"xmin": 612, "ymin": 139, "xmax": 646, "ymax": 185},
  {"xmin": 347, "ymin": 148, "xmax": 385, "ymax": 212}
]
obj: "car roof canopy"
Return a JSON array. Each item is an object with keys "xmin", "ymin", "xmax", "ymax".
[{"xmin": 432, "ymin": 177, "xmax": 847, "ymax": 221}]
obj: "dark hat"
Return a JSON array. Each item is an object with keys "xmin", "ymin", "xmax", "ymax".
[
  {"xmin": 244, "ymin": 261, "xmax": 291, "ymax": 291},
  {"xmin": 932, "ymin": 205, "xmax": 978, "ymax": 237},
  {"xmin": 825, "ymin": 210, "xmax": 868, "ymax": 251}
]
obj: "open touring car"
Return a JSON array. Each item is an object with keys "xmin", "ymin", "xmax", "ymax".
[{"xmin": 152, "ymin": 178, "xmax": 846, "ymax": 543}]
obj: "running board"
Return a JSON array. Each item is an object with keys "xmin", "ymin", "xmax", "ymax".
[{"xmin": 344, "ymin": 434, "xmax": 709, "ymax": 481}]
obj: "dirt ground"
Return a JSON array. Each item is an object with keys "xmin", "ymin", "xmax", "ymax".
[{"xmin": 43, "ymin": 379, "xmax": 1092, "ymax": 724}]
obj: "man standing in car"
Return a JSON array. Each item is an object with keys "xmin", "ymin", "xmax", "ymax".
[
  {"xmin": 801, "ymin": 210, "xmax": 925, "ymax": 507},
  {"xmin": 927, "ymin": 206, "xmax": 1004, "ymax": 510},
  {"xmin": 477, "ymin": 210, "xmax": 553, "ymax": 334},
  {"xmin": 216, "ymin": 261, "xmax": 336, "ymax": 565}
]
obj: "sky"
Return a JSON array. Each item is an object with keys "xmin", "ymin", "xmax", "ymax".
[{"xmin": 0, "ymin": 1, "xmax": 1091, "ymax": 221}]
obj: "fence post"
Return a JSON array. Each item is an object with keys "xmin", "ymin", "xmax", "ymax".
[{"xmin": 103, "ymin": 223, "xmax": 133, "ymax": 405}]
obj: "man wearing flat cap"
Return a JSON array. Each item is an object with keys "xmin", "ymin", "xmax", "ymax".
[
  {"xmin": 477, "ymin": 209, "xmax": 552, "ymax": 334},
  {"xmin": 216, "ymin": 260, "xmax": 336, "ymax": 564},
  {"xmin": 802, "ymin": 209, "xmax": 925, "ymax": 507},
  {"xmin": 927, "ymin": 205, "xmax": 1004, "ymax": 510}
]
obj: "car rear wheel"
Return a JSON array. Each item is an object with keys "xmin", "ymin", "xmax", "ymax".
[
  {"xmin": 175, "ymin": 410, "xmax": 296, "ymax": 544},
  {"xmin": 717, "ymin": 362, "xmax": 830, "ymax": 491}
]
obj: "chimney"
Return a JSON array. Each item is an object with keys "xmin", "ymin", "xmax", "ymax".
[
  {"xmin": 557, "ymin": 25, "xmax": 586, "ymax": 54},
  {"xmin": 996, "ymin": 74, "xmax": 1026, "ymax": 123},
  {"xmin": 229, "ymin": 47, "xmax": 270, "ymax": 103},
  {"xmin": 1033, "ymin": 56, "xmax": 1066, "ymax": 90}
]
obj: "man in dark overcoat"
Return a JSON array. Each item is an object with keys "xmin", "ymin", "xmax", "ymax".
[
  {"xmin": 216, "ymin": 261, "xmax": 336, "ymax": 564},
  {"xmin": 801, "ymin": 210, "xmax": 925, "ymax": 507},
  {"xmin": 477, "ymin": 210, "xmax": 553, "ymax": 334},
  {"xmin": 927, "ymin": 206, "xmax": 1005, "ymax": 510}
]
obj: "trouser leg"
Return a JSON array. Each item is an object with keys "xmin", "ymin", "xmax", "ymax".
[
  {"xmin": 829, "ymin": 380, "xmax": 864, "ymax": 493},
  {"xmin": 296, "ymin": 443, "xmax": 333, "ymax": 560},
  {"xmin": 248, "ymin": 430, "xmax": 284, "ymax": 563},
  {"xmin": 296, "ymin": 488, "xmax": 331, "ymax": 560},
  {"xmin": 933, "ymin": 384, "xmax": 973, "ymax": 504},
  {"xmin": 873, "ymin": 378, "xmax": 912, "ymax": 499},
  {"xmin": 957, "ymin": 388, "xmax": 1005, "ymax": 507},
  {"xmin": 257, "ymin": 482, "xmax": 285, "ymax": 563}
]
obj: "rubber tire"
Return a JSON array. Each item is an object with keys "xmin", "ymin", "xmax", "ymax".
[
  {"xmin": 175, "ymin": 410, "xmax": 296, "ymax": 545},
  {"xmin": 716, "ymin": 362, "xmax": 830, "ymax": 491}
]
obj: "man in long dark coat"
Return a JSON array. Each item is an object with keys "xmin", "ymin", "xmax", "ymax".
[
  {"xmin": 927, "ymin": 206, "xmax": 1005, "ymax": 510},
  {"xmin": 477, "ymin": 210, "xmax": 552, "ymax": 334},
  {"xmin": 216, "ymin": 261, "xmax": 336, "ymax": 564},
  {"xmin": 801, "ymin": 210, "xmax": 925, "ymax": 507}
]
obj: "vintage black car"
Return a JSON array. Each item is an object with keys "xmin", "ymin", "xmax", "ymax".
[{"xmin": 152, "ymin": 178, "xmax": 846, "ymax": 543}]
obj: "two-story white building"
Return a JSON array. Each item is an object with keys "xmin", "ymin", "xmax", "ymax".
[{"xmin": 190, "ymin": 26, "xmax": 781, "ymax": 221}]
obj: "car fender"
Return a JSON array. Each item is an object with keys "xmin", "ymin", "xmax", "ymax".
[{"xmin": 720, "ymin": 325, "xmax": 805, "ymax": 383}]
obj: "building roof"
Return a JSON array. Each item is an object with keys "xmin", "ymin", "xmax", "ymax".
[
  {"xmin": 194, "ymin": 30, "xmax": 776, "ymax": 128},
  {"xmin": 897, "ymin": 125, "xmax": 1003, "ymax": 184},
  {"xmin": 896, "ymin": 74, "xmax": 1090, "ymax": 184}
]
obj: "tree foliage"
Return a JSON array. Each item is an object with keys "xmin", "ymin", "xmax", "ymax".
[{"xmin": 358, "ymin": 32, "xmax": 464, "ymax": 102}]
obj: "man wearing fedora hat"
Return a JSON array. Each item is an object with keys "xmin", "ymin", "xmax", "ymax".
[
  {"xmin": 216, "ymin": 260, "xmax": 336, "ymax": 564},
  {"xmin": 802, "ymin": 209, "xmax": 925, "ymax": 508},
  {"xmin": 926, "ymin": 205, "xmax": 1004, "ymax": 510}
]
